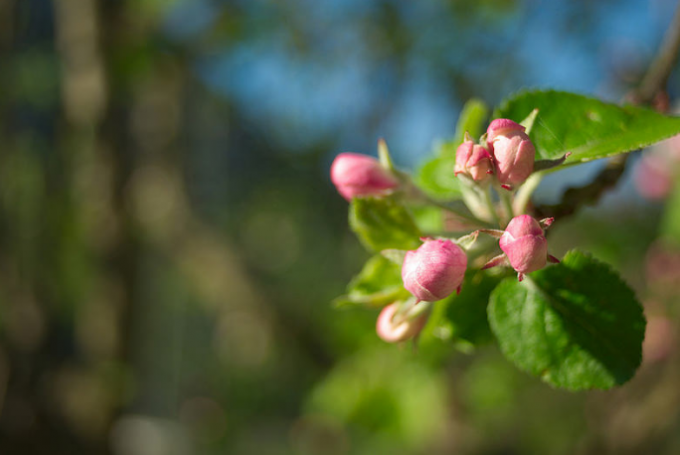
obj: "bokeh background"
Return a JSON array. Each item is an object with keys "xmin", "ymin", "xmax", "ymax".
[{"xmin": 1, "ymin": 0, "xmax": 680, "ymax": 454}]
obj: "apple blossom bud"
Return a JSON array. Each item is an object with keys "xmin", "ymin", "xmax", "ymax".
[
  {"xmin": 330, "ymin": 152, "xmax": 399, "ymax": 200},
  {"xmin": 487, "ymin": 119, "xmax": 536, "ymax": 187},
  {"xmin": 401, "ymin": 239, "xmax": 467, "ymax": 302},
  {"xmin": 454, "ymin": 140, "xmax": 493, "ymax": 181},
  {"xmin": 486, "ymin": 118, "xmax": 525, "ymax": 143},
  {"xmin": 499, "ymin": 215, "xmax": 548, "ymax": 276},
  {"xmin": 376, "ymin": 303, "xmax": 428, "ymax": 343},
  {"xmin": 634, "ymin": 153, "xmax": 674, "ymax": 200}
]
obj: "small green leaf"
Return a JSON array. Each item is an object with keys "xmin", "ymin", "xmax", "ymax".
[
  {"xmin": 454, "ymin": 98, "xmax": 490, "ymax": 145},
  {"xmin": 520, "ymin": 108, "xmax": 539, "ymax": 134},
  {"xmin": 334, "ymin": 255, "xmax": 409, "ymax": 308},
  {"xmin": 533, "ymin": 153, "xmax": 570, "ymax": 172},
  {"xmin": 494, "ymin": 90, "xmax": 680, "ymax": 166},
  {"xmin": 413, "ymin": 154, "xmax": 461, "ymax": 200},
  {"xmin": 377, "ymin": 138, "xmax": 396, "ymax": 171},
  {"xmin": 350, "ymin": 197, "xmax": 422, "ymax": 252},
  {"xmin": 488, "ymin": 250, "xmax": 646, "ymax": 390}
]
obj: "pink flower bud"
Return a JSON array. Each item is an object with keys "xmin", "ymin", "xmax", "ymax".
[
  {"xmin": 330, "ymin": 153, "xmax": 399, "ymax": 200},
  {"xmin": 487, "ymin": 119, "xmax": 535, "ymax": 187},
  {"xmin": 642, "ymin": 316, "xmax": 676, "ymax": 364},
  {"xmin": 499, "ymin": 215, "xmax": 548, "ymax": 275},
  {"xmin": 376, "ymin": 303, "xmax": 428, "ymax": 343},
  {"xmin": 486, "ymin": 118, "xmax": 525, "ymax": 143},
  {"xmin": 454, "ymin": 141, "xmax": 493, "ymax": 181},
  {"xmin": 634, "ymin": 153, "xmax": 673, "ymax": 200},
  {"xmin": 401, "ymin": 239, "xmax": 467, "ymax": 302}
]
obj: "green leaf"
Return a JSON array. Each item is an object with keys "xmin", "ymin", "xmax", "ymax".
[
  {"xmin": 377, "ymin": 138, "xmax": 396, "ymax": 171},
  {"xmin": 519, "ymin": 108, "xmax": 539, "ymax": 134},
  {"xmin": 410, "ymin": 205, "xmax": 444, "ymax": 234},
  {"xmin": 334, "ymin": 255, "xmax": 409, "ymax": 308},
  {"xmin": 488, "ymin": 250, "xmax": 646, "ymax": 390},
  {"xmin": 494, "ymin": 90, "xmax": 680, "ymax": 166},
  {"xmin": 454, "ymin": 98, "xmax": 490, "ymax": 145},
  {"xmin": 349, "ymin": 197, "xmax": 422, "ymax": 252},
  {"xmin": 413, "ymin": 154, "xmax": 461, "ymax": 200},
  {"xmin": 446, "ymin": 269, "xmax": 507, "ymax": 350}
]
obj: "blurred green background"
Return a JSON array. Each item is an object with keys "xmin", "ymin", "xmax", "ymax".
[{"xmin": 1, "ymin": 0, "xmax": 680, "ymax": 454}]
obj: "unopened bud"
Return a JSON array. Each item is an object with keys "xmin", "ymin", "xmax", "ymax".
[
  {"xmin": 454, "ymin": 140, "xmax": 493, "ymax": 182},
  {"xmin": 487, "ymin": 119, "xmax": 535, "ymax": 187},
  {"xmin": 499, "ymin": 215, "xmax": 548, "ymax": 276},
  {"xmin": 330, "ymin": 152, "xmax": 399, "ymax": 200},
  {"xmin": 402, "ymin": 239, "xmax": 467, "ymax": 302},
  {"xmin": 376, "ymin": 303, "xmax": 428, "ymax": 343}
]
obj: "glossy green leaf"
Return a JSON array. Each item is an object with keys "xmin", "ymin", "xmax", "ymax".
[
  {"xmin": 334, "ymin": 255, "xmax": 409, "ymax": 308},
  {"xmin": 488, "ymin": 250, "xmax": 646, "ymax": 390},
  {"xmin": 494, "ymin": 90, "xmax": 680, "ymax": 165},
  {"xmin": 349, "ymin": 197, "xmax": 422, "ymax": 252}
]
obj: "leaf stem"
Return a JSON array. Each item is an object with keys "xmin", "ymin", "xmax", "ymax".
[
  {"xmin": 482, "ymin": 186, "xmax": 501, "ymax": 227},
  {"xmin": 498, "ymin": 187, "xmax": 514, "ymax": 227},
  {"xmin": 514, "ymin": 173, "xmax": 543, "ymax": 215},
  {"xmin": 431, "ymin": 198, "xmax": 493, "ymax": 228},
  {"xmin": 393, "ymin": 299, "xmax": 432, "ymax": 326}
]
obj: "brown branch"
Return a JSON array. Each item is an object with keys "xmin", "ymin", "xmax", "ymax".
[
  {"xmin": 536, "ymin": 2, "xmax": 680, "ymax": 220},
  {"xmin": 534, "ymin": 154, "xmax": 628, "ymax": 220},
  {"xmin": 634, "ymin": 1, "xmax": 680, "ymax": 105}
]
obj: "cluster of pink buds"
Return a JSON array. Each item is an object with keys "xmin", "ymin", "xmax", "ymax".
[
  {"xmin": 376, "ymin": 238, "xmax": 468, "ymax": 344},
  {"xmin": 330, "ymin": 152, "xmax": 399, "ymax": 200},
  {"xmin": 328, "ymin": 118, "xmax": 558, "ymax": 345},
  {"xmin": 484, "ymin": 215, "xmax": 559, "ymax": 281},
  {"xmin": 452, "ymin": 118, "xmax": 536, "ymax": 190}
]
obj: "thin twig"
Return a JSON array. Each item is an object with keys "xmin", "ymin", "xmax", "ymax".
[
  {"xmin": 536, "ymin": 3, "xmax": 680, "ymax": 220},
  {"xmin": 634, "ymin": 2, "xmax": 680, "ymax": 105},
  {"xmin": 483, "ymin": 186, "xmax": 501, "ymax": 227},
  {"xmin": 535, "ymin": 154, "xmax": 628, "ymax": 220}
]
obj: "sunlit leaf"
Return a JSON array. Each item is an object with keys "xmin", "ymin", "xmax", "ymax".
[
  {"xmin": 494, "ymin": 90, "xmax": 680, "ymax": 167},
  {"xmin": 489, "ymin": 250, "xmax": 646, "ymax": 390}
]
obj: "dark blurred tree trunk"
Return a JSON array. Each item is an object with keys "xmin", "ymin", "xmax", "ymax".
[{"xmin": 0, "ymin": 0, "xmax": 150, "ymax": 452}]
